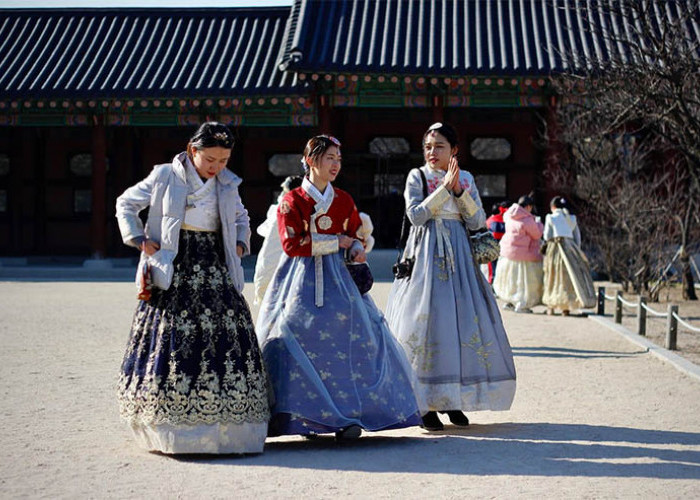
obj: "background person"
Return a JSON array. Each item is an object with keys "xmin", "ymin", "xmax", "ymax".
[
  {"xmin": 253, "ymin": 175, "xmax": 303, "ymax": 305},
  {"xmin": 542, "ymin": 196, "xmax": 596, "ymax": 315},
  {"xmin": 483, "ymin": 200, "xmax": 509, "ymax": 283},
  {"xmin": 493, "ymin": 195, "xmax": 544, "ymax": 313}
]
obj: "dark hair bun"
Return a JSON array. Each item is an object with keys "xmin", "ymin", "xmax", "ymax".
[
  {"xmin": 518, "ymin": 195, "xmax": 535, "ymax": 207},
  {"xmin": 423, "ymin": 122, "xmax": 459, "ymax": 148},
  {"xmin": 189, "ymin": 122, "xmax": 234, "ymax": 150},
  {"xmin": 550, "ymin": 196, "xmax": 567, "ymax": 209}
]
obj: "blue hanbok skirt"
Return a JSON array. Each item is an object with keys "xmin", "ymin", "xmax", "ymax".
[
  {"xmin": 256, "ymin": 251, "xmax": 422, "ymax": 436},
  {"xmin": 386, "ymin": 218, "xmax": 517, "ymax": 413}
]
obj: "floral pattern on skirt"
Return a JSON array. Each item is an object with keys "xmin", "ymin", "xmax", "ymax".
[
  {"xmin": 256, "ymin": 251, "xmax": 422, "ymax": 436},
  {"xmin": 386, "ymin": 219, "xmax": 517, "ymax": 413},
  {"xmin": 118, "ymin": 230, "xmax": 270, "ymax": 452}
]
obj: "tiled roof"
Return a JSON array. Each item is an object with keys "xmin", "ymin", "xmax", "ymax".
[
  {"xmin": 0, "ymin": 8, "xmax": 304, "ymax": 99},
  {"xmin": 278, "ymin": 0, "xmax": 700, "ymax": 76}
]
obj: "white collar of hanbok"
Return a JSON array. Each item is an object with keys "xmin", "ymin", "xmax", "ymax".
[
  {"xmin": 425, "ymin": 163, "xmax": 447, "ymax": 176},
  {"xmin": 185, "ymin": 156, "xmax": 217, "ymax": 206},
  {"xmin": 302, "ymin": 176, "xmax": 334, "ymax": 213}
]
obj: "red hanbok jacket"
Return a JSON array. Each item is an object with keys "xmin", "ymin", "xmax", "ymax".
[{"xmin": 277, "ymin": 185, "xmax": 363, "ymax": 257}]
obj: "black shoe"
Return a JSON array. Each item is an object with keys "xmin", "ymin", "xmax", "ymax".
[
  {"xmin": 335, "ymin": 425, "xmax": 362, "ymax": 441},
  {"xmin": 441, "ymin": 410, "xmax": 470, "ymax": 426},
  {"xmin": 421, "ymin": 411, "xmax": 444, "ymax": 431}
]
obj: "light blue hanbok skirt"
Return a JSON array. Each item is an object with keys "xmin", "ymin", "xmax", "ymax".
[
  {"xmin": 386, "ymin": 218, "xmax": 517, "ymax": 413},
  {"xmin": 256, "ymin": 251, "xmax": 422, "ymax": 436}
]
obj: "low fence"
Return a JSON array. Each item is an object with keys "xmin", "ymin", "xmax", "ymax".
[{"xmin": 597, "ymin": 287, "xmax": 700, "ymax": 350}]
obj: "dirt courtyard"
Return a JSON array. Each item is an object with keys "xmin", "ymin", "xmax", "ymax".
[{"xmin": 0, "ymin": 281, "xmax": 699, "ymax": 499}]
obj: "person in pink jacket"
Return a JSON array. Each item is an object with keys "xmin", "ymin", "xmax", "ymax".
[{"xmin": 493, "ymin": 195, "xmax": 544, "ymax": 313}]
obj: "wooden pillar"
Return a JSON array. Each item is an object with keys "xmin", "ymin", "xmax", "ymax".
[
  {"xmin": 9, "ymin": 128, "xmax": 25, "ymax": 253},
  {"xmin": 34, "ymin": 128, "xmax": 47, "ymax": 253},
  {"xmin": 318, "ymin": 93, "xmax": 332, "ymax": 134},
  {"xmin": 90, "ymin": 117, "xmax": 107, "ymax": 259},
  {"xmin": 432, "ymin": 94, "xmax": 444, "ymax": 123}
]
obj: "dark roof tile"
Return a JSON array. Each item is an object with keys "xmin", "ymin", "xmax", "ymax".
[{"xmin": 0, "ymin": 8, "xmax": 306, "ymax": 99}]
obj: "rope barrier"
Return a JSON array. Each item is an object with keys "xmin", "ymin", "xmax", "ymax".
[
  {"xmin": 672, "ymin": 312, "xmax": 700, "ymax": 333},
  {"xmin": 640, "ymin": 302, "xmax": 669, "ymax": 318},
  {"xmin": 598, "ymin": 287, "xmax": 698, "ymax": 340},
  {"xmin": 618, "ymin": 296, "xmax": 637, "ymax": 308}
]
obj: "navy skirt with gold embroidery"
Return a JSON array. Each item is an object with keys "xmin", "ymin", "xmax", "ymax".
[{"xmin": 118, "ymin": 230, "xmax": 270, "ymax": 454}]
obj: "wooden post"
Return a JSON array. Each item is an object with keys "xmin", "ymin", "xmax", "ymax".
[
  {"xmin": 90, "ymin": 116, "xmax": 107, "ymax": 259},
  {"xmin": 637, "ymin": 296, "xmax": 647, "ymax": 336},
  {"xmin": 666, "ymin": 305, "xmax": 678, "ymax": 350},
  {"xmin": 614, "ymin": 290, "xmax": 623, "ymax": 324},
  {"xmin": 597, "ymin": 286, "xmax": 606, "ymax": 315}
]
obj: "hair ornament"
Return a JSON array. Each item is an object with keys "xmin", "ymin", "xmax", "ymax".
[{"xmin": 428, "ymin": 122, "xmax": 443, "ymax": 131}]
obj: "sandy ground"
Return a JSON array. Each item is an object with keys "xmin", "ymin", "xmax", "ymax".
[{"xmin": 1, "ymin": 281, "xmax": 699, "ymax": 499}]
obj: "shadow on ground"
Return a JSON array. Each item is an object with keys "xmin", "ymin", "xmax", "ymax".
[
  {"xmin": 512, "ymin": 346, "xmax": 649, "ymax": 359},
  {"xmin": 173, "ymin": 422, "xmax": 700, "ymax": 479}
]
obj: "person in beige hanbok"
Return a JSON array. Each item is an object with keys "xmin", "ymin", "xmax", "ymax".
[{"xmin": 542, "ymin": 196, "xmax": 596, "ymax": 315}]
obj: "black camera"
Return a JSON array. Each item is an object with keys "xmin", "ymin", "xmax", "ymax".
[{"xmin": 392, "ymin": 258, "xmax": 414, "ymax": 280}]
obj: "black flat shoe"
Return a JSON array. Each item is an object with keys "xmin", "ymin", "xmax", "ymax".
[
  {"xmin": 441, "ymin": 410, "xmax": 470, "ymax": 426},
  {"xmin": 421, "ymin": 411, "xmax": 444, "ymax": 431},
  {"xmin": 335, "ymin": 425, "xmax": 362, "ymax": 441}
]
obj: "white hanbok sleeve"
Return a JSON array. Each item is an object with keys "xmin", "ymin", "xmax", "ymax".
[{"xmin": 404, "ymin": 169, "xmax": 449, "ymax": 226}]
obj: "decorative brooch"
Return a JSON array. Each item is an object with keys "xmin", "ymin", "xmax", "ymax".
[{"xmin": 317, "ymin": 215, "xmax": 332, "ymax": 230}]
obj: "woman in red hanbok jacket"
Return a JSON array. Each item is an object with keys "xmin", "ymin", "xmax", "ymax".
[{"xmin": 255, "ymin": 135, "xmax": 422, "ymax": 440}]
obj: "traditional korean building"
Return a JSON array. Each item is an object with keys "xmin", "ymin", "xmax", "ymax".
[{"xmin": 2, "ymin": 0, "xmax": 684, "ymax": 258}]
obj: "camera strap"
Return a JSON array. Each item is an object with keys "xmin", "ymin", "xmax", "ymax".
[{"xmin": 396, "ymin": 168, "xmax": 428, "ymax": 262}]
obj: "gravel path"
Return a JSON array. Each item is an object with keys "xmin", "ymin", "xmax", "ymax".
[{"xmin": 1, "ymin": 281, "xmax": 699, "ymax": 499}]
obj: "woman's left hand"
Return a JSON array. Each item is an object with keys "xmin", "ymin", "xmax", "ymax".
[{"xmin": 236, "ymin": 243, "xmax": 245, "ymax": 258}]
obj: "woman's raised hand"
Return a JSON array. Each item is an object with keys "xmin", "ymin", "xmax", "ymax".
[{"xmin": 443, "ymin": 156, "xmax": 463, "ymax": 195}]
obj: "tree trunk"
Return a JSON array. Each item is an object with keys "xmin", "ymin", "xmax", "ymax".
[{"xmin": 679, "ymin": 250, "xmax": 698, "ymax": 300}]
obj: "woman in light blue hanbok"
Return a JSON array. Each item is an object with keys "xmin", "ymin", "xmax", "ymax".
[
  {"xmin": 386, "ymin": 123, "xmax": 517, "ymax": 431},
  {"xmin": 256, "ymin": 135, "xmax": 422, "ymax": 440}
]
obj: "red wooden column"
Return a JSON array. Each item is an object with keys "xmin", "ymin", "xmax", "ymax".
[
  {"xmin": 90, "ymin": 116, "xmax": 107, "ymax": 259},
  {"xmin": 432, "ymin": 94, "xmax": 444, "ymax": 123},
  {"xmin": 9, "ymin": 128, "xmax": 26, "ymax": 253},
  {"xmin": 317, "ymin": 94, "xmax": 332, "ymax": 134}
]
